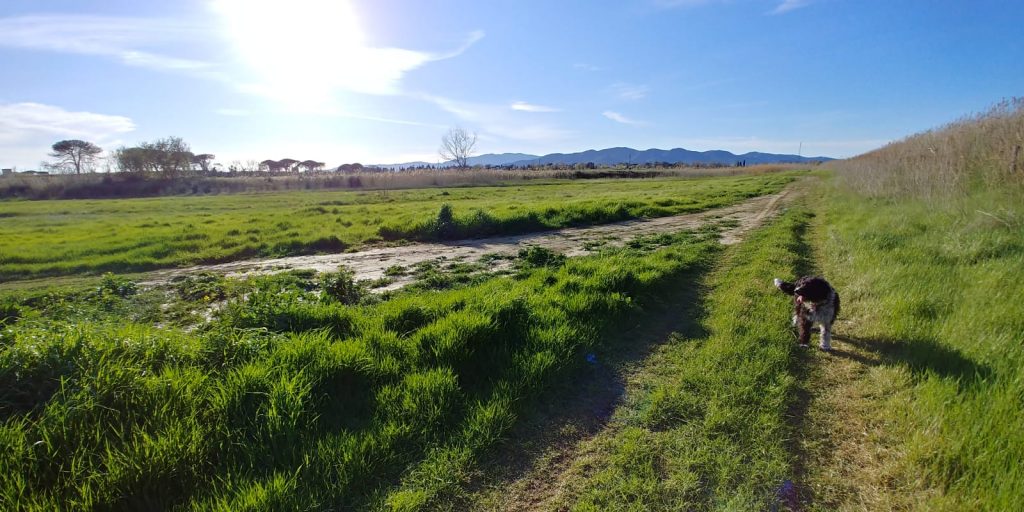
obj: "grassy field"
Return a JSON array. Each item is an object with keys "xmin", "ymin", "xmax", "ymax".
[
  {"xmin": 543, "ymin": 206, "xmax": 814, "ymax": 511},
  {"xmin": 450, "ymin": 100, "xmax": 1024, "ymax": 510},
  {"xmin": 2, "ymin": 100, "xmax": 1021, "ymax": 511},
  {"xmin": 0, "ymin": 169, "xmax": 806, "ymax": 510},
  {"xmin": 0, "ymin": 163, "xmax": 804, "ymax": 201},
  {"xmin": 0, "ymin": 173, "xmax": 794, "ymax": 281},
  {"xmin": 0, "ymin": 219, "xmax": 728, "ymax": 509},
  {"xmin": 799, "ymin": 186, "xmax": 1024, "ymax": 510},
  {"xmin": 812, "ymin": 100, "xmax": 1024, "ymax": 509}
]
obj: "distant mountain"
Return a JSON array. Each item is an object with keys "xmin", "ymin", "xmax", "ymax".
[
  {"xmin": 368, "ymin": 161, "xmax": 433, "ymax": 170},
  {"xmin": 370, "ymin": 153, "xmax": 539, "ymax": 170},
  {"xmin": 463, "ymin": 153, "xmax": 538, "ymax": 166},
  {"xmin": 371, "ymin": 148, "xmax": 830, "ymax": 170},
  {"xmin": 510, "ymin": 147, "xmax": 833, "ymax": 166}
]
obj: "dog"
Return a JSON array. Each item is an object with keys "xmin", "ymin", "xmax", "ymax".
[{"xmin": 773, "ymin": 276, "xmax": 840, "ymax": 351}]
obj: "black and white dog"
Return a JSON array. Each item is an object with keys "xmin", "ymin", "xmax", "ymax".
[{"xmin": 773, "ymin": 276, "xmax": 840, "ymax": 351}]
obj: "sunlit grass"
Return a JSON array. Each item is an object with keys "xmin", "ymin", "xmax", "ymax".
[
  {"xmin": 0, "ymin": 173, "xmax": 795, "ymax": 280},
  {"xmin": 811, "ymin": 186, "xmax": 1024, "ymax": 510},
  {"xmin": 0, "ymin": 221, "xmax": 721, "ymax": 509},
  {"xmin": 828, "ymin": 98, "xmax": 1024, "ymax": 198},
  {"xmin": 551, "ymin": 206, "xmax": 813, "ymax": 511}
]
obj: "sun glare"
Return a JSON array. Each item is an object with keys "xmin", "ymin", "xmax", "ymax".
[{"xmin": 213, "ymin": 0, "xmax": 391, "ymax": 104}]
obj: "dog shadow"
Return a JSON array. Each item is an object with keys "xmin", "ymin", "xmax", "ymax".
[{"xmin": 831, "ymin": 334, "xmax": 992, "ymax": 388}]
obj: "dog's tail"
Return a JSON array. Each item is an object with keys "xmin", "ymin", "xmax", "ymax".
[{"xmin": 773, "ymin": 278, "xmax": 796, "ymax": 295}]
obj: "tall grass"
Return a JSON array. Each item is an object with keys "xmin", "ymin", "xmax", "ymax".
[
  {"xmin": 829, "ymin": 98, "xmax": 1024, "ymax": 198},
  {"xmin": 815, "ymin": 190, "xmax": 1024, "ymax": 510},
  {"xmin": 818, "ymin": 99, "xmax": 1024, "ymax": 509},
  {"xmin": 0, "ymin": 228, "xmax": 720, "ymax": 509}
]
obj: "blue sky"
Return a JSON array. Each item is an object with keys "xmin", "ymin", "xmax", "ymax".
[{"xmin": 1, "ymin": 0, "xmax": 1022, "ymax": 169}]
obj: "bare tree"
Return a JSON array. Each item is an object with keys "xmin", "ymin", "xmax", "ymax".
[
  {"xmin": 47, "ymin": 139, "xmax": 103, "ymax": 174},
  {"xmin": 439, "ymin": 127, "xmax": 477, "ymax": 170}
]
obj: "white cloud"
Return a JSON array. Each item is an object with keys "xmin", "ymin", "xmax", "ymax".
[
  {"xmin": 423, "ymin": 95, "xmax": 574, "ymax": 142},
  {"xmin": 119, "ymin": 51, "xmax": 211, "ymax": 72},
  {"xmin": 611, "ymin": 83, "xmax": 650, "ymax": 100},
  {"xmin": 602, "ymin": 111, "xmax": 645, "ymax": 126},
  {"xmin": 771, "ymin": 0, "xmax": 813, "ymax": 14},
  {"xmin": 0, "ymin": 15, "xmax": 213, "ymax": 73},
  {"xmin": 423, "ymin": 95, "xmax": 482, "ymax": 120},
  {"xmin": 0, "ymin": 102, "xmax": 136, "ymax": 169},
  {"xmin": 510, "ymin": 101, "xmax": 560, "ymax": 113},
  {"xmin": 0, "ymin": 11, "xmax": 482, "ymax": 105},
  {"xmin": 308, "ymin": 30, "xmax": 483, "ymax": 97},
  {"xmin": 0, "ymin": 103, "xmax": 135, "ymax": 143}
]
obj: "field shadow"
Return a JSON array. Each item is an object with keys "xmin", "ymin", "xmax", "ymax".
[
  {"xmin": 776, "ymin": 211, "xmax": 823, "ymax": 512},
  {"xmin": 833, "ymin": 334, "xmax": 992, "ymax": 388},
  {"xmin": 449, "ymin": 262, "xmax": 713, "ymax": 508}
]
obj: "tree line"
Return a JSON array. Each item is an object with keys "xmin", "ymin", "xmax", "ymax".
[
  {"xmin": 39, "ymin": 137, "xmax": 353, "ymax": 177},
  {"xmin": 32, "ymin": 127, "xmax": 483, "ymax": 178}
]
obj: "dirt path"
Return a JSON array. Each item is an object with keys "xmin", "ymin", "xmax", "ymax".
[
  {"xmin": 441, "ymin": 188, "xmax": 799, "ymax": 510},
  {"xmin": 786, "ymin": 191, "xmax": 919, "ymax": 511},
  {"xmin": 141, "ymin": 190, "xmax": 792, "ymax": 289},
  {"xmin": 460, "ymin": 267, "xmax": 709, "ymax": 512},
  {"xmin": 795, "ymin": 334, "xmax": 902, "ymax": 511}
]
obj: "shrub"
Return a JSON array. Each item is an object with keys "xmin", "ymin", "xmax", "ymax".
[
  {"xmin": 174, "ymin": 272, "xmax": 228, "ymax": 301},
  {"xmin": 0, "ymin": 300, "xmax": 21, "ymax": 325},
  {"xmin": 517, "ymin": 246, "xmax": 567, "ymax": 268},
  {"xmin": 97, "ymin": 272, "xmax": 137, "ymax": 298},
  {"xmin": 434, "ymin": 203, "xmax": 455, "ymax": 239},
  {"xmin": 319, "ymin": 267, "xmax": 364, "ymax": 305}
]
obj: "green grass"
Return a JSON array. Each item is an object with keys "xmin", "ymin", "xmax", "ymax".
[
  {"xmin": 548, "ymin": 206, "xmax": 813, "ymax": 511},
  {"xmin": 0, "ymin": 173, "xmax": 794, "ymax": 280},
  {"xmin": 810, "ymin": 186, "xmax": 1024, "ymax": 510},
  {"xmin": 0, "ymin": 221, "xmax": 722, "ymax": 509}
]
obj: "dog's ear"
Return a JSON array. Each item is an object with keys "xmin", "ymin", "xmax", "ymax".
[
  {"xmin": 794, "ymin": 277, "xmax": 830, "ymax": 302},
  {"xmin": 773, "ymin": 278, "xmax": 796, "ymax": 295}
]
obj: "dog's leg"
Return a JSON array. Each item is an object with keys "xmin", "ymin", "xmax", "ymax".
[
  {"xmin": 794, "ymin": 302, "xmax": 811, "ymax": 346},
  {"xmin": 797, "ymin": 318, "xmax": 812, "ymax": 347},
  {"xmin": 819, "ymin": 323, "xmax": 832, "ymax": 351}
]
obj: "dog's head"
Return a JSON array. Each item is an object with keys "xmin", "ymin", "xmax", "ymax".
[{"xmin": 773, "ymin": 276, "xmax": 832, "ymax": 304}]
